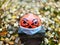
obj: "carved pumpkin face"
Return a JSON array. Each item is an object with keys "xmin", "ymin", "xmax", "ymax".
[{"xmin": 19, "ymin": 13, "xmax": 41, "ymax": 28}]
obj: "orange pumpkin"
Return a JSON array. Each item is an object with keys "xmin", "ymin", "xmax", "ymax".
[{"xmin": 19, "ymin": 13, "xmax": 41, "ymax": 28}]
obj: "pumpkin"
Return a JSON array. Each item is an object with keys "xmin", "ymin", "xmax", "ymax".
[{"xmin": 19, "ymin": 13, "xmax": 41, "ymax": 28}]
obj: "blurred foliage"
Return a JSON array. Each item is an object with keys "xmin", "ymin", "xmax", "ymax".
[{"xmin": 0, "ymin": 0, "xmax": 60, "ymax": 45}]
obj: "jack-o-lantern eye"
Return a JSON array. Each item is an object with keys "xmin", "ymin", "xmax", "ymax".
[
  {"xmin": 23, "ymin": 18, "xmax": 28, "ymax": 24},
  {"xmin": 33, "ymin": 19, "xmax": 38, "ymax": 24},
  {"xmin": 32, "ymin": 19, "xmax": 39, "ymax": 26},
  {"xmin": 22, "ymin": 18, "xmax": 29, "ymax": 27}
]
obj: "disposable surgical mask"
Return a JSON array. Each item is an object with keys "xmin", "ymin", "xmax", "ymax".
[{"xmin": 18, "ymin": 25, "xmax": 45, "ymax": 35}]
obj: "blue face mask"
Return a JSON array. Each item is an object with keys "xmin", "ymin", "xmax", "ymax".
[{"xmin": 18, "ymin": 26, "xmax": 45, "ymax": 35}]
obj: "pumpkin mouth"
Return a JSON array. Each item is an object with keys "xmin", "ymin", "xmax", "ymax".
[{"xmin": 28, "ymin": 26, "xmax": 32, "ymax": 28}]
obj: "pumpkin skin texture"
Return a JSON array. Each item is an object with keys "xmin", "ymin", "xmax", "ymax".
[{"xmin": 19, "ymin": 13, "xmax": 41, "ymax": 28}]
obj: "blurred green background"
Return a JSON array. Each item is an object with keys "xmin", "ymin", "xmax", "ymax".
[{"xmin": 0, "ymin": 0, "xmax": 60, "ymax": 45}]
